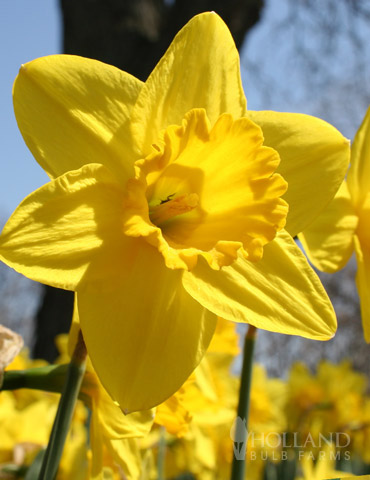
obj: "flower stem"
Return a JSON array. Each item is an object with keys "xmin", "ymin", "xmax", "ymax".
[
  {"xmin": 230, "ymin": 324, "xmax": 257, "ymax": 480},
  {"xmin": 157, "ymin": 426, "xmax": 166, "ymax": 480},
  {"xmin": 1, "ymin": 364, "xmax": 67, "ymax": 393},
  {"xmin": 38, "ymin": 330, "xmax": 87, "ymax": 480}
]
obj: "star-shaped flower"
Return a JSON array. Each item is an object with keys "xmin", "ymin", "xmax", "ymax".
[{"xmin": 0, "ymin": 13, "xmax": 349, "ymax": 412}]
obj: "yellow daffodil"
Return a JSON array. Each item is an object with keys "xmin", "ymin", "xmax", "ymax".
[
  {"xmin": 6, "ymin": 331, "xmax": 149, "ymax": 479},
  {"xmin": 149, "ymin": 321, "xmax": 287, "ymax": 480},
  {"xmin": 0, "ymin": 353, "xmax": 89, "ymax": 480},
  {"xmin": 300, "ymin": 105, "xmax": 370, "ymax": 340},
  {"xmin": 286, "ymin": 360, "xmax": 367, "ymax": 457},
  {"xmin": 0, "ymin": 13, "xmax": 349, "ymax": 412},
  {"xmin": 295, "ymin": 444, "xmax": 352, "ymax": 480},
  {"xmin": 353, "ymin": 397, "xmax": 370, "ymax": 463},
  {"xmin": 156, "ymin": 360, "xmax": 287, "ymax": 480}
]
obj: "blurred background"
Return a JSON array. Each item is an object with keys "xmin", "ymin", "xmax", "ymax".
[{"xmin": 1, "ymin": 0, "xmax": 370, "ymax": 371}]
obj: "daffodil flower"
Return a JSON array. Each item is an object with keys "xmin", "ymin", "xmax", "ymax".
[
  {"xmin": 296, "ymin": 444, "xmax": 352, "ymax": 480},
  {"xmin": 300, "ymin": 105, "xmax": 370, "ymax": 341},
  {"xmin": 1, "ymin": 351, "xmax": 89, "ymax": 480},
  {"xmin": 0, "ymin": 13, "xmax": 349, "ymax": 412},
  {"xmin": 152, "ymin": 323, "xmax": 288, "ymax": 480}
]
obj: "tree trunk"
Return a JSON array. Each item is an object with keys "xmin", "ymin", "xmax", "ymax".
[
  {"xmin": 33, "ymin": 286, "xmax": 74, "ymax": 362},
  {"xmin": 61, "ymin": 0, "xmax": 264, "ymax": 80}
]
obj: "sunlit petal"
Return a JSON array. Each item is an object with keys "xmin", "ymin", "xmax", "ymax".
[
  {"xmin": 299, "ymin": 182, "xmax": 358, "ymax": 272},
  {"xmin": 96, "ymin": 385, "xmax": 154, "ymax": 440},
  {"xmin": 246, "ymin": 110, "xmax": 350, "ymax": 236},
  {"xmin": 0, "ymin": 164, "xmax": 128, "ymax": 290},
  {"xmin": 131, "ymin": 12, "xmax": 246, "ymax": 156},
  {"xmin": 348, "ymin": 105, "xmax": 370, "ymax": 206},
  {"xmin": 78, "ymin": 241, "xmax": 217, "ymax": 412},
  {"xmin": 13, "ymin": 55, "xmax": 142, "ymax": 182},
  {"xmin": 354, "ymin": 236, "xmax": 370, "ymax": 343},
  {"xmin": 183, "ymin": 230, "xmax": 336, "ymax": 340}
]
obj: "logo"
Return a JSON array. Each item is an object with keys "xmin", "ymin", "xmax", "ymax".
[
  {"xmin": 230, "ymin": 416, "xmax": 351, "ymax": 461},
  {"xmin": 230, "ymin": 416, "xmax": 248, "ymax": 460}
]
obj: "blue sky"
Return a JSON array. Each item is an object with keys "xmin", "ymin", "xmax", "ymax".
[
  {"xmin": 0, "ymin": 1, "xmax": 60, "ymax": 219},
  {"xmin": 242, "ymin": 0, "xmax": 370, "ymax": 139}
]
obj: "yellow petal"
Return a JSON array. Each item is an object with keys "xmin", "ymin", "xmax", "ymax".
[
  {"xmin": 107, "ymin": 438, "xmax": 142, "ymax": 480},
  {"xmin": 95, "ymin": 374, "xmax": 154, "ymax": 440},
  {"xmin": 348, "ymin": 105, "xmax": 370, "ymax": 206},
  {"xmin": 13, "ymin": 55, "xmax": 142, "ymax": 182},
  {"xmin": 74, "ymin": 311, "xmax": 155, "ymax": 441},
  {"xmin": 299, "ymin": 181, "xmax": 358, "ymax": 272},
  {"xmin": 90, "ymin": 403, "xmax": 104, "ymax": 480},
  {"xmin": 155, "ymin": 386, "xmax": 193, "ymax": 437},
  {"xmin": 208, "ymin": 318, "xmax": 240, "ymax": 356},
  {"xmin": 246, "ymin": 111, "xmax": 350, "ymax": 236},
  {"xmin": 354, "ymin": 236, "xmax": 370, "ymax": 343},
  {"xmin": 182, "ymin": 229, "xmax": 336, "ymax": 340},
  {"xmin": 131, "ymin": 12, "xmax": 246, "ymax": 156},
  {"xmin": 90, "ymin": 395, "xmax": 144, "ymax": 479},
  {"xmin": 0, "ymin": 164, "xmax": 128, "ymax": 290},
  {"xmin": 77, "ymin": 240, "xmax": 217, "ymax": 412},
  {"xmin": 357, "ymin": 192, "xmax": 370, "ymax": 253}
]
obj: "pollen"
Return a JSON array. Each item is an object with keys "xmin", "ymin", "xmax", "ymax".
[{"xmin": 150, "ymin": 193, "xmax": 199, "ymax": 226}]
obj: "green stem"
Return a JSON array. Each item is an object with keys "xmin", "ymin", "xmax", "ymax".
[
  {"xmin": 38, "ymin": 331, "xmax": 87, "ymax": 480},
  {"xmin": 230, "ymin": 325, "xmax": 257, "ymax": 480},
  {"xmin": 2, "ymin": 364, "xmax": 68, "ymax": 393},
  {"xmin": 157, "ymin": 426, "xmax": 166, "ymax": 480},
  {"xmin": 1, "ymin": 364, "xmax": 90, "ymax": 405}
]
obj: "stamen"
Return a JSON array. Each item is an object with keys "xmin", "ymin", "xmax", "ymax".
[{"xmin": 150, "ymin": 193, "xmax": 199, "ymax": 226}]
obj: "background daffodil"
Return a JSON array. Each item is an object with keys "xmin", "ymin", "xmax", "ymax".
[
  {"xmin": 0, "ymin": 350, "xmax": 89, "ymax": 480},
  {"xmin": 300, "ymin": 105, "xmax": 370, "ymax": 341},
  {"xmin": 0, "ymin": 13, "xmax": 349, "ymax": 412},
  {"xmin": 295, "ymin": 443, "xmax": 352, "ymax": 480}
]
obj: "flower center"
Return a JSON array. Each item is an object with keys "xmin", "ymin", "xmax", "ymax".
[
  {"xmin": 123, "ymin": 108, "xmax": 288, "ymax": 271},
  {"xmin": 150, "ymin": 193, "xmax": 199, "ymax": 226}
]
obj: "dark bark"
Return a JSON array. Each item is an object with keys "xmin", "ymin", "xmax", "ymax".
[
  {"xmin": 33, "ymin": 0, "xmax": 264, "ymax": 360},
  {"xmin": 33, "ymin": 287, "xmax": 74, "ymax": 362},
  {"xmin": 60, "ymin": 0, "xmax": 264, "ymax": 80}
]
